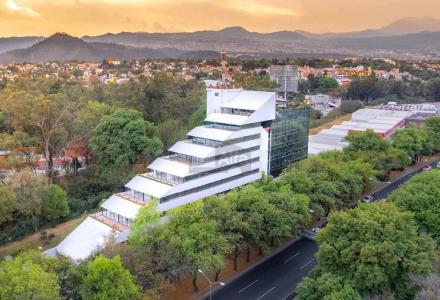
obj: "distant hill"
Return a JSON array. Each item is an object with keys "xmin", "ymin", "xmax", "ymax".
[
  {"xmin": 297, "ymin": 17, "xmax": 440, "ymax": 39},
  {"xmin": 0, "ymin": 33, "xmax": 220, "ymax": 63},
  {"xmin": 0, "ymin": 36, "xmax": 43, "ymax": 54},
  {"xmin": 82, "ymin": 26, "xmax": 306, "ymax": 48},
  {"xmin": 380, "ymin": 16, "xmax": 440, "ymax": 35},
  {"xmin": 329, "ymin": 31, "xmax": 440, "ymax": 51},
  {"xmin": 1, "ymin": 21, "xmax": 440, "ymax": 63}
]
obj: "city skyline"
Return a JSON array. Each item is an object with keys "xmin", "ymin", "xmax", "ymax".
[{"xmin": 0, "ymin": 0, "xmax": 440, "ymax": 37}]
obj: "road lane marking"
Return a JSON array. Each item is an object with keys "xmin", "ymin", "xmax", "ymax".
[
  {"xmin": 256, "ymin": 287, "xmax": 275, "ymax": 300},
  {"xmin": 238, "ymin": 280, "xmax": 259, "ymax": 293},
  {"xmin": 284, "ymin": 252, "xmax": 300, "ymax": 263},
  {"xmin": 299, "ymin": 259, "xmax": 314, "ymax": 270}
]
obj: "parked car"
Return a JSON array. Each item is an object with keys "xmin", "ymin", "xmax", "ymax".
[
  {"xmin": 362, "ymin": 195, "xmax": 374, "ymax": 203},
  {"xmin": 423, "ymin": 165, "xmax": 432, "ymax": 171}
]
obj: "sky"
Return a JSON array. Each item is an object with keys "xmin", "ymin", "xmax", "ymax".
[{"xmin": 0, "ymin": 0, "xmax": 440, "ymax": 37}]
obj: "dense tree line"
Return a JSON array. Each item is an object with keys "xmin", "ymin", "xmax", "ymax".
[
  {"xmin": 298, "ymin": 202, "xmax": 436, "ymax": 299},
  {"xmin": 0, "ymin": 170, "xmax": 69, "ymax": 244},
  {"xmin": 129, "ymin": 180, "xmax": 311, "ymax": 292},
  {"xmin": 297, "ymin": 119, "xmax": 440, "ymax": 299},
  {"xmin": 345, "ymin": 77, "xmax": 440, "ymax": 104},
  {"xmin": 0, "ymin": 250, "xmax": 140, "ymax": 300},
  {"xmin": 0, "ymin": 74, "xmax": 205, "ymax": 244}
]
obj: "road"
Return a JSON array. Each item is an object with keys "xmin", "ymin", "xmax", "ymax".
[{"xmin": 208, "ymin": 159, "xmax": 439, "ymax": 300}]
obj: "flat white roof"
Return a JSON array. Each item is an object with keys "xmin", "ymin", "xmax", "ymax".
[
  {"xmin": 308, "ymin": 108, "xmax": 409, "ymax": 156},
  {"xmin": 149, "ymin": 157, "xmax": 191, "ymax": 178},
  {"xmin": 101, "ymin": 195, "xmax": 142, "ymax": 220},
  {"xmin": 56, "ymin": 217, "xmax": 115, "ymax": 261},
  {"xmin": 125, "ymin": 175, "xmax": 172, "ymax": 198},
  {"xmin": 205, "ymin": 113, "xmax": 249, "ymax": 126},
  {"xmin": 222, "ymin": 91, "xmax": 275, "ymax": 111},
  {"xmin": 187, "ymin": 126, "xmax": 233, "ymax": 141},
  {"xmin": 168, "ymin": 141, "xmax": 214, "ymax": 158}
]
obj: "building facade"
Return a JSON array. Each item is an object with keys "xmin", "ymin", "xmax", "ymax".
[
  {"xmin": 52, "ymin": 87, "xmax": 308, "ymax": 260},
  {"xmin": 269, "ymin": 65, "xmax": 299, "ymax": 94}
]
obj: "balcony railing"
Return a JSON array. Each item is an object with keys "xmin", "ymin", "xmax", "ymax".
[
  {"xmin": 142, "ymin": 172, "xmax": 182, "ymax": 186},
  {"xmin": 116, "ymin": 192, "xmax": 146, "ymax": 206},
  {"xmin": 92, "ymin": 212, "xmax": 129, "ymax": 232}
]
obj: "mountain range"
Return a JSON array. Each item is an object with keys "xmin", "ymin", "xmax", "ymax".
[{"xmin": 0, "ymin": 17, "xmax": 440, "ymax": 63}]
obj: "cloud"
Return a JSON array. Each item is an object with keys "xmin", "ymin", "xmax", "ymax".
[
  {"xmin": 5, "ymin": 0, "xmax": 39, "ymax": 16},
  {"xmin": 0, "ymin": 0, "xmax": 439, "ymax": 36},
  {"xmin": 223, "ymin": 0, "xmax": 302, "ymax": 17}
]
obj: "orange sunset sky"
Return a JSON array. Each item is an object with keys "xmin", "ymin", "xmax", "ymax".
[{"xmin": 1, "ymin": 0, "xmax": 440, "ymax": 37}]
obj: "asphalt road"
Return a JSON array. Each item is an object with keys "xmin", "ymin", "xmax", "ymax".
[
  {"xmin": 208, "ymin": 238, "xmax": 318, "ymax": 300},
  {"xmin": 208, "ymin": 159, "xmax": 440, "ymax": 300}
]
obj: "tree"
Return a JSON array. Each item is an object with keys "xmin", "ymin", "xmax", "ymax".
[
  {"xmin": 316, "ymin": 202, "xmax": 435, "ymax": 297},
  {"xmin": 202, "ymin": 195, "xmax": 248, "ymax": 271},
  {"xmin": 162, "ymin": 201, "xmax": 231, "ymax": 291},
  {"xmin": 0, "ymin": 89, "xmax": 78, "ymax": 181},
  {"xmin": 0, "ymin": 184, "xmax": 16, "ymax": 224},
  {"xmin": 427, "ymin": 78, "xmax": 440, "ymax": 101},
  {"xmin": 260, "ymin": 181, "xmax": 311, "ymax": 245},
  {"xmin": 297, "ymin": 271, "xmax": 362, "ymax": 300},
  {"xmin": 340, "ymin": 100, "xmax": 364, "ymax": 114},
  {"xmin": 4, "ymin": 170, "xmax": 49, "ymax": 231},
  {"xmin": 80, "ymin": 255, "xmax": 140, "ymax": 300},
  {"xmin": 129, "ymin": 200, "xmax": 161, "ymax": 246},
  {"xmin": 0, "ymin": 251, "xmax": 61, "ymax": 300},
  {"xmin": 42, "ymin": 184, "xmax": 69, "ymax": 221},
  {"xmin": 425, "ymin": 116, "xmax": 440, "ymax": 152},
  {"xmin": 345, "ymin": 130, "xmax": 390, "ymax": 153},
  {"xmin": 389, "ymin": 170, "xmax": 440, "ymax": 243},
  {"xmin": 347, "ymin": 78, "xmax": 384, "ymax": 105},
  {"xmin": 233, "ymin": 73, "xmax": 278, "ymax": 91},
  {"xmin": 392, "ymin": 128, "xmax": 434, "ymax": 163},
  {"xmin": 344, "ymin": 130, "xmax": 408, "ymax": 178},
  {"xmin": 90, "ymin": 108, "xmax": 163, "ymax": 174}
]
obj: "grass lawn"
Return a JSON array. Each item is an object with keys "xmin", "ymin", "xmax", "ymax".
[{"xmin": 0, "ymin": 215, "xmax": 86, "ymax": 258}]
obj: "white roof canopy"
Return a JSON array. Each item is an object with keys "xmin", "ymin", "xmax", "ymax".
[
  {"xmin": 125, "ymin": 175, "xmax": 172, "ymax": 198},
  {"xmin": 56, "ymin": 217, "xmax": 115, "ymax": 261},
  {"xmin": 187, "ymin": 126, "xmax": 233, "ymax": 141},
  {"xmin": 101, "ymin": 195, "xmax": 142, "ymax": 220},
  {"xmin": 205, "ymin": 113, "xmax": 249, "ymax": 126},
  {"xmin": 222, "ymin": 91, "xmax": 275, "ymax": 111}
]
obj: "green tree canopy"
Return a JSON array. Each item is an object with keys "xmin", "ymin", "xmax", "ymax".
[
  {"xmin": 233, "ymin": 73, "xmax": 278, "ymax": 91},
  {"xmin": 345, "ymin": 130, "xmax": 390, "ymax": 153},
  {"xmin": 316, "ymin": 202, "xmax": 435, "ymax": 297},
  {"xmin": 90, "ymin": 108, "xmax": 163, "ymax": 174},
  {"xmin": 344, "ymin": 130, "xmax": 410, "ymax": 178},
  {"xmin": 390, "ymin": 170, "xmax": 440, "ymax": 243},
  {"xmin": 0, "ymin": 251, "xmax": 61, "ymax": 300},
  {"xmin": 42, "ymin": 184, "xmax": 70, "ymax": 221},
  {"xmin": 80, "ymin": 255, "xmax": 140, "ymax": 300},
  {"xmin": 0, "ymin": 184, "xmax": 16, "ymax": 224},
  {"xmin": 161, "ymin": 201, "xmax": 231, "ymax": 291},
  {"xmin": 425, "ymin": 116, "xmax": 440, "ymax": 152},
  {"xmin": 297, "ymin": 271, "xmax": 362, "ymax": 300},
  {"xmin": 392, "ymin": 128, "xmax": 434, "ymax": 162}
]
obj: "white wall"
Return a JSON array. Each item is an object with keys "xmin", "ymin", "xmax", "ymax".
[
  {"xmin": 207, "ymin": 88, "xmax": 242, "ymax": 116},
  {"xmin": 157, "ymin": 172, "xmax": 262, "ymax": 212}
]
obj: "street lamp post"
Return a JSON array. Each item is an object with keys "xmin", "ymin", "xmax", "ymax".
[{"xmin": 198, "ymin": 269, "xmax": 225, "ymax": 300}]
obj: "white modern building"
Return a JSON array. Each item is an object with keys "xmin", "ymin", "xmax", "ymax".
[{"xmin": 52, "ymin": 87, "xmax": 311, "ymax": 261}]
